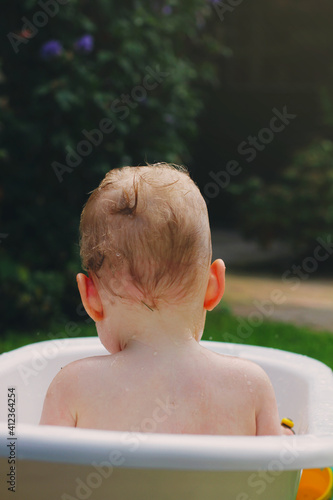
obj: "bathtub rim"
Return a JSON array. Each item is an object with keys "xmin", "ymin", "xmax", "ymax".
[
  {"xmin": 0, "ymin": 339, "xmax": 333, "ymax": 471},
  {"xmin": 0, "ymin": 423, "xmax": 333, "ymax": 471}
]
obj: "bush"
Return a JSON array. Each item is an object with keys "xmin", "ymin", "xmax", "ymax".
[
  {"xmin": 231, "ymin": 139, "xmax": 333, "ymax": 251},
  {"xmin": 0, "ymin": 0, "xmax": 223, "ymax": 331},
  {"xmin": 0, "ymin": 256, "xmax": 66, "ymax": 331}
]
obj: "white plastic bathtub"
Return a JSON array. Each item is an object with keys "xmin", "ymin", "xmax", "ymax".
[{"xmin": 0, "ymin": 339, "xmax": 333, "ymax": 500}]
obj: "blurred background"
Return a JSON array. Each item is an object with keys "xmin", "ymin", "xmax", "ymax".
[{"xmin": 1, "ymin": 0, "xmax": 333, "ymax": 365}]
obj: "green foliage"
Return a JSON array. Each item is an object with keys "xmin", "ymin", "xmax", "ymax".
[
  {"xmin": 231, "ymin": 139, "xmax": 333, "ymax": 250},
  {"xmin": 0, "ymin": 0, "xmax": 222, "ymax": 331},
  {"xmin": 0, "ymin": 255, "xmax": 71, "ymax": 331}
]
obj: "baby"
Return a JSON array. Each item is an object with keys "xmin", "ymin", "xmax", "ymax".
[{"xmin": 40, "ymin": 163, "xmax": 291, "ymax": 436}]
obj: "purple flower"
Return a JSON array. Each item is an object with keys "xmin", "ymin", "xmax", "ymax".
[
  {"xmin": 74, "ymin": 34, "xmax": 94, "ymax": 54},
  {"xmin": 162, "ymin": 5, "xmax": 173, "ymax": 15},
  {"xmin": 40, "ymin": 40, "xmax": 63, "ymax": 60}
]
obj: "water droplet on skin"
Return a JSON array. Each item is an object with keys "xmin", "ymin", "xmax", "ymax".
[
  {"xmin": 153, "ymin": 351, "xmax": 157, "ymax": 356},
  {"xmin": 116, "ymin": 253, "xmax": 121, "ymax": 257}
]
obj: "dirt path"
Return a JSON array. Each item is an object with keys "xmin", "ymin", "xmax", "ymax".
[
  {"xmin": 224, "ymin": 274, "xmax": 333, "ymax": 332},
  {"xmin": 212, "ymin": 230, "xmax": 333, "ymax": 332}
]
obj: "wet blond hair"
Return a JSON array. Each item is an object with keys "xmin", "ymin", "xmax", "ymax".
[{"xmin": 79, "ymin": 163, "xmax": 212, "ymax": 309}]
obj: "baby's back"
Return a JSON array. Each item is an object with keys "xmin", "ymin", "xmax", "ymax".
[{"xmin": 67, "ymin": 343, "xmax": 271, "ymax": 435}]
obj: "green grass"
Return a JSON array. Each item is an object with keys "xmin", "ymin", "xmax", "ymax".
[
  {"xmin": 1, "ymin": 309, "xmax": 332, "ymax": 371},
  {"xmin": 203, "ymin": 308, "xmax": 333, "ymax": 370},
  {"xmin": 0, "ymin": 323, "xmax": 97, "ymax": 355}
]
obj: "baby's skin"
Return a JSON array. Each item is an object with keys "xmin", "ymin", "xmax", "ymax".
[
  {"xmin": 40, "ymin": 338, "xmax": 282, "ymax": 435},
  {"xmin": 40, "ymin": 260, "xmax": 291, "ymax": 436}
]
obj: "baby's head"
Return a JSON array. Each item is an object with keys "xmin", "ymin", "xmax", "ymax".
[{"xmin": 79, "ymin": 163, "xmax": 212, "ymax": 311}]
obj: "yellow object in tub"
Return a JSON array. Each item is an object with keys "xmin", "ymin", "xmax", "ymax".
[
  {"xmin": 281, "ymin": 417, "xmax": 295, "ymax": 434},
  {"xmin": 296, "ymin": 468, "xmax": 333, "ymax": 500}
]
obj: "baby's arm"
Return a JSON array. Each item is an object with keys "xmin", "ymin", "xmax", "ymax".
[
  {"xmin": 251, "ymin": 364, "xmax": 285, "ymax": 436},
  {"xmin": 39, "ymin": 364, "xmax": 77, "ymax": 427}
]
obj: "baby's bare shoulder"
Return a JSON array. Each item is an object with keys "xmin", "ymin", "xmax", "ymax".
[
  {"xmin": 39, "ymin": 357, "xmax": 100, "ymax": 426},
  {"xmin": 44, "ymin": 354, "xmax": 114, "ymax": 398},
  {"xmin": 42, "ymin": 355, "xmax": 113, "ymax": 401},
  {"xmin": 57, "ymin": 354, "xmax": 116, "ymax": 382},
  {"xmin": 207, "ymin": 349, "xmax": 271, "ymax": 387}
]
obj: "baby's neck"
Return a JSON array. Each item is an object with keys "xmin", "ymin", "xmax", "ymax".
[
  {"xmin": 123, "ymin": 328, "xmax": 200, "ymax": 353},
  {"xmin": 98, "ymin": 301, "xmax": 205, "ymax": 355}
]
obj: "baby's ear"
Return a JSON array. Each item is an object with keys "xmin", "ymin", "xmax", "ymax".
[
  {"xmin": 76, "ymin": 273, "xmax": 104, "ymax": 322},
  {"xmin": 203, "ymin": 259, "xmax": 225, "ymax": 311}
]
